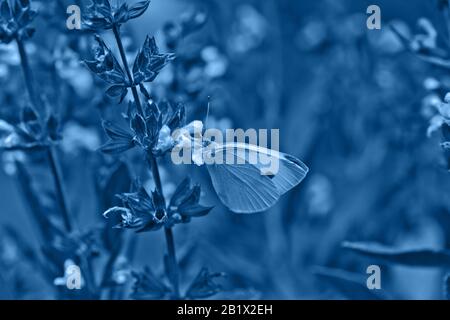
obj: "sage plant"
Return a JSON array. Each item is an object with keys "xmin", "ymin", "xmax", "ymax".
[
  {"xmin": 0, "ymin": 0, "xmax": 310, "ymax": 300},
  {"xmin": 83, "ymin": 0, "xmax": 226, "ymax": 299},
  {"xmin": 0, "ymin": 0, "xmax": 223, "ymax": 299}
]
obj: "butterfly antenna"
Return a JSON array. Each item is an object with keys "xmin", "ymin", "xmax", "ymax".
[{"xmin": 204, "ymin": 96, "xmax": 211, "ymax": 128}]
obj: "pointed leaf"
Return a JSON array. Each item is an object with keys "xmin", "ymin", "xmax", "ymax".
[
  {"xmin": 131, "ymin": 114, "xmax": 147, "ymax": 142},
  {"xmin": 179, "ymin": 205, "xmax": 213, "ymax": 217},
  {"xmin": 185, "ymin": 267, "xmax": 225, "ymax": 299},
  {"xmin": 170, "ymin": 177, "xmax": 191, "ymax": 208},
  {"xmin": 129, "ymin": 1, "xmax": 150, "ymax": 20},
  {"xmin": 1, "ymin": 0, "xmax": 11, "ymax": 19},
  {"xmin": 313, "ymin": 266, "xmax": 387, "ymax": 300},
  {"xmin": 343, "ymin": 242, "xmax": 450, "ymax": 268},
  {"xmin": 131, "ymin": 266, "xmax": 171, "ymax": 299},
  {"xmin": 102, "ymin": 120, "xmax": 133, "ymax": 140},
  {"xmin": 106, "ymin": 85, "xmax": 127, "ymax": 98},
  {"xmin": 100, "ymin": 139, "xmax": 135, "ymax": 155}
]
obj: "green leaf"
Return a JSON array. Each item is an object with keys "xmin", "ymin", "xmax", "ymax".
[
  {"xmin": 0, "ymin": 0, "xmax": 11, "ymax": 19},
  {"xmin": 313, "ymin": 266, "xmax": 387, "ymax": 300},
  {"xmin": 185, "ymin": 267, "xmax": 225, "ymax": 299},
  {"xmin": 130, "ymin": 266, "xmax": 171, "ymax": 300},
  {"xmin": 100, "ymin": 139, "xmax": 135, "ymax": 155},
  {"xmin": 131, "ymin": 114, "xmax": 147, "ymax": 142},
  {"xmin": 129, "ymin": 0, "xmax": 150, "ymax": 20},
  {"xmin": 179, "ymin": 205, "xmax": 213, "ymax": 217},
  {"xmin": 102, "ymin": 120, "xmax": 133, "ymax": 140},
  {"xmin": 343, "ymin": 241, "xmax": 450, "ymax": 268},
  {"xmin": 106, "ymin": 85, "xmax": 127, "ymax": 98}
]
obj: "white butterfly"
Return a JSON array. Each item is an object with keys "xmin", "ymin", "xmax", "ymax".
[{"xmin": 171, "ymin": 121, "xmax": 309, "ymax": 214}]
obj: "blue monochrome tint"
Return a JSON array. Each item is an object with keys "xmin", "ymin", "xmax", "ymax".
[{"xmin": 0, "ymin": 0, "xmax": 449, "ymax": 300}]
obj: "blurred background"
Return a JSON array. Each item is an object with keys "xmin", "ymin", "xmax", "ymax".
[{"xmin": 1, "ymin": 0, "xmax": 450, "ymax": 299}]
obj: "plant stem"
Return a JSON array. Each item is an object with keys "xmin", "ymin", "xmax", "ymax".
[
  {"xmin": 112, "ymin": 24, "xmax": 144, "ymax": 116},
  {"xmin": 148, "ymin": 151, "xmax": 180, "ymax": 298},
  {"xmin": 16, "ymin": 37, "xmax": 73, "ymax": 232},
  {"xmin": 147, "ymin": 153, "xmax": 180, "ymax": 298},
  {"xmin": 16, "ymin": 39, "xmax": 38, "ymax": 110},
  {"xmin": 164, "ymin": 226, "xmax": 180, "ymax": 298},
  {"xmin": 47, "ymin": 148, "xmax": 72, "ymax": 232},
  {"xmin": 112, "ymin": 24, "xmax": 181, "ymax": 298},
  {"xmin": 147, "ymin": 153, "xmax": 163, "ymax": 194}
]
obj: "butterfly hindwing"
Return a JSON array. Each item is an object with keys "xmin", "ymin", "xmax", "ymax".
[{"xmin": 206, "ymin": 161, "xmax": 280, "ymax": 214}]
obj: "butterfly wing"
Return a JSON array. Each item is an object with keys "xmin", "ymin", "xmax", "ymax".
[
  {"xmin": 206, "ymin": 159, "xmax": 280, "ymax": 214},
  {"xmin": 205, "ymin": 143, "xmax": 308, "ymax": 213},
  {"xmin": 273, "ymin": 152, "xmax": 309, "ymax": 194},
  {"xmin": 220, "ymin": 143, "xmax": 309, "ymax": 194}
]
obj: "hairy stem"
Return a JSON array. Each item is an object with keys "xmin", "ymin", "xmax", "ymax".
[
  {"xmin": 112, "ymin": 24, "xmax": 144, "ymax": 116},
  {"xmin": 112, "ymin": 24, "xmax": 180, "ymax": 298},
  {"xmin": 16, "ymin": 37, "xmax": 73, "ymax": 232}
]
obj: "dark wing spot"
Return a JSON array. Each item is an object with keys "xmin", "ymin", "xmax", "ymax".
[{"xmin": 283, "ymin": 154, "xmax": 309, "ymax": 172}]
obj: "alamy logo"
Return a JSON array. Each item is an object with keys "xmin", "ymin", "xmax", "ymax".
[
  {"xmin": 66, "ymin": 5, "xmax": 81, "ymax": 30},
  {"xmin": 53, "ymin": 260, "xmax": 83, "ymax": 290},
  {"xmin": 366, "ymin": 265, "xmax": 381, "ymax": 290},
  {"xmin": 366, "ymin": 5, "xmax": 381, "ymax": 30}
]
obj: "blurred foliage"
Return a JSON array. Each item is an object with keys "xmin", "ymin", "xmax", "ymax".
[{"xmin": 1, "ymin": 0, "xmax": 450, "ymax": 299}]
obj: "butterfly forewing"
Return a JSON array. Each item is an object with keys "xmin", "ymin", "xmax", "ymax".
[
  {"xmin": 215, "ymin": 143, "xmax": 309, "ymax": 194},
  {"xmin": 271, "ymin": 153, "xmax": 308, "ymax": 195}
]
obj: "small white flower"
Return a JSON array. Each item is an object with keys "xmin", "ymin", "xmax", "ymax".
[
  {"xmin": 427, "ymin": 115, "xmax": 444, "ymax": 137},
  {"xmin": 423, "ymin": 78, "xmax": 440, "ymax": 91},
  {"xmin": 155, "ymin": 125, "xmax": 174, "ymax": 153}
]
